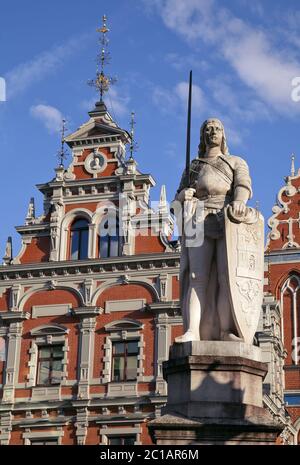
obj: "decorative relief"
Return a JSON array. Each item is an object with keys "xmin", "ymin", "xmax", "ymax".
[
  {"xmin": 267, "ymin": 173, "xmax": 300, "ymax": 249},
  {"xmin": 84, "ymin": 150, "xmax": 107, "ymax": 175}
]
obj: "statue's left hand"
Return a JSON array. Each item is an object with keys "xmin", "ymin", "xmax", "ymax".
[{"xmin": 230, "ymin": 200, "xmax": 246, "ymax": 216}]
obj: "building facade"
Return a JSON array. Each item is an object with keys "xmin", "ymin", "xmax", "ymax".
[
  {"xmin": 0, "ymin": 99, "xmax": 299, "ymax": 445},
  {"xmin": 263, "ymin": 163, "xmax": 300, "ymax": 443},
  {"xmin": 0, "ymin": 101, "xmax": 182, "ymax": 445}
]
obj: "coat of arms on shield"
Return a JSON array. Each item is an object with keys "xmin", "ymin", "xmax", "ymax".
[{"xmin": 225, "ymin": 207, "xmax": 264, "ymax": 344}]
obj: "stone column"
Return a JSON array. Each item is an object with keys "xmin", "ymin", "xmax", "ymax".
[
  {"xmin": 155, "ymin": 316, "xmax": 170, "ymax": 396},
  {"xmin": 2, "ymin": 322, "xmax": 23, "ymax": 403},
  {"xmin": 0, "ymin": 412, "xmax": 12, "ymax": 445},
  {"xmin": 77, "ymin": 316, "xmax": 97, "ymax": 400},
  {"xmin": 75, "ymin": 407, "xmax": 89, "ymax": 445}
]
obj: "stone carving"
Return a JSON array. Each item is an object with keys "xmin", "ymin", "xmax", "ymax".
[{"xmin": 174, "ymin": 118, "xmax": 264, "ymax": 344}]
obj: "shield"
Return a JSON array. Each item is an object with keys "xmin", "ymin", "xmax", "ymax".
[{"xmin": 225, "ymin": 207, "xmax": 264, "ymax": 344}]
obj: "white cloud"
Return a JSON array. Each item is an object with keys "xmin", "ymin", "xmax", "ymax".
[
  {"xmin": 5, "ymin": 33, "xmax": 90, "ymax": 99},
  {"xmin": 106, "ymin": 87, "xmax": 130, "ymax": 118},
  {"xmin": 81, "ymin": 87, "xmax": 130, "ymax": 119},
  {"xmin": 30, "ymin": 104, "xmax": 63, "ymax": 133},
  {"xmin": 175, "ymin": 82, "xmax": 204, "ymax": 111},
  {"xmin": 146, "ymin": 0, "xmax": 300, "ymax": 116},
  {"xmin": 165, "ymin": 53, "xmax": 209, "ymax": 71},
  {"xmin": 153, "ymin": 81, "xmax": 205, "ymax": 114}
]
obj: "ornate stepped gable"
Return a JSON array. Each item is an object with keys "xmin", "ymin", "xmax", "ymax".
[
  {"xmin": 267, "ymin": 161, "xmax": 300, "ymax": 251},
  {"xmin": 10, "ymin": 101, "xmax": 172, "ymax": 266}
]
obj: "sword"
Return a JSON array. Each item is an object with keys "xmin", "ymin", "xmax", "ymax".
[
  {"xmin": 184, "ymin": 70, "xmax": 194, "ymax": 220},
  {"xmin": 185, "ymin": 70, "xmax": 192, "ymax": 186}
]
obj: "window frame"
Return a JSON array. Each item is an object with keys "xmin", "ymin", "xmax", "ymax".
[
  {"xmin": 102, "ymin": 320, "xmax": 145, "ymax": 386},
  {"xmin": 98, "ymin": 217, "xmax": 122, "ymax": 258},
  {"xmin": 27, "ymin": 325, "xmax": 69, "ymax": 389},
  {"xmin": 36, "ymin": 344, "xmax": 64, "ymax": 387},
  {"xmin": 111, "ymin": 339, "xmax": 139, "ymax": 382},
  {"xmin": 70, "ymin": 218, "xmax": 89, "ymax": 260}
]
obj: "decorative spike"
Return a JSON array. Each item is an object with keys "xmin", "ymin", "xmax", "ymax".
[
  {"xmin": 291, "ymin": 153, "xmax": 295, "ymax": 177},
  {"xmin": 88, "ymin": 15, "xmax": 117, "ymax": 102},
  {"xmin": 57, "ymin": 119, "xmax": 68, "ymax": 167},
  {"xmin": 129, "ymin": 111, "xmax": 138, "ymax": 159},
  {"xmin": 159, "ymin": 185, "xmax": 168, "ymax": 212},
  {"xmin": 25, "ymin": 197, "xmax": 35, "ymax": 224},
  {"xmin": 3, "ymin": 236, "xmax": 13, "ymax": 266}
]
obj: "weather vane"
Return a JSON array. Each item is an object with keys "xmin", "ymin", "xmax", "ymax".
[
  {"xmin": 57, "ymin": 119, "xmax": 68, "ymax": 167},
  {"xmin": 88, "ymin": 15, "xmax": 117, "ymax": 102},
  {"xmin": 129, "ymin": 111, "xmax": 138, "ymax": 159}
]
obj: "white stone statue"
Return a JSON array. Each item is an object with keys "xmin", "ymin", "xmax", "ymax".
[{"xmin": 175, "ymin": 118, "xmax": 264, "ymax": 344}]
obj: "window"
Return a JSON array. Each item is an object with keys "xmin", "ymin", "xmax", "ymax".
[
  {"xmin": 281, "ymin": 275, "xmax": 300, "ymax": 365},
  {"xmin": 108, "ymin": 436, "xmax": 136, "ymax": 445},
  {"xmin": 99, "ymin": 218, "xmax": 121, "ymax": 258},
  {"xmin": 36, "ymin": 345, "xmax": 64, "ymax": 386},
  {"xmin": 111, "ymin": 340, "xmax": 139, "ymax": 382},
  {"xmin": 70, "ymin": 218, "xmax": 89, "ymax": 260},
  {"xmin": 28, "ymin": 325, "xmax": 68, "ymax": 390},
  {"xmin": 31, "ymin": 439, "xmax": 58, "ymax": 445}
]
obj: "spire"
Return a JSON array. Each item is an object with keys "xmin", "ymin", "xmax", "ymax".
[
  {"xmin": 291, "ymin": 153, "xmax": 295, "ymax": 177},
  {"xmin": 3, "ymin": 236, "xmax": 13, "ymax": 266},
  {"xmin": 159, "ymin": 185, "xmax": 168, "ymax": 213},
  {"xmin": 129, "ymin": 111, "xmax": 138, "ymax": 159},
  {"xmin": 88, "ymin": 15, "xmax": 116, "ymax": 104},
  {"xmin": 57, "ymin": 119, "xmax": 68, "ymax": 168},
  {"xmin": 25, "ymin": 197, "xmax": 35, "ymax": 224}
]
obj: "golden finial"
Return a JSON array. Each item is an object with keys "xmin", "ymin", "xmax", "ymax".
[
  {"xmin": 97, "ymin": 15, "xmax": 109, "ymax": 34},
  {"xmin": 88, "ymin": 15, "xmax": 116, "ymax": 102}
]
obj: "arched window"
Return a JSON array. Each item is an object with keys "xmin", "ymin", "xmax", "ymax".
[
  {"xmin": 70, "ymin": 218, "xmax": 89, "ymax": 260},
  {"xmin": 281, "ymin": 275, "xmax": 300, "ymax": 365},
  {"xmin": 99, "ymin": 217, "xmax": 121, "ymax": 258}
]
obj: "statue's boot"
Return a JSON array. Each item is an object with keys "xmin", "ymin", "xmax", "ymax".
[
  {"xmin": 221, "ymin": 331, "xmax": 243, "ymax": 342},
  {"xmin": 175, "ymin": 331, "xmax": 198, "ymax": 343}
]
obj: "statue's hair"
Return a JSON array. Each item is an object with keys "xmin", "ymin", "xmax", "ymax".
[{"xmin": 198, "ymin": 118, "xmax": 230, "ymax": 157}]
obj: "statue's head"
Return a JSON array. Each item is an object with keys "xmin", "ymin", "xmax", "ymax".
[{"xmin": 198, "ymin": 118, "xmax": 229, "ymax": 157}]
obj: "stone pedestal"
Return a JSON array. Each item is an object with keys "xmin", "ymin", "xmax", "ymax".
[{"xmin": 148, "ymin": 342, "xmax": 283, "ymax": 445}]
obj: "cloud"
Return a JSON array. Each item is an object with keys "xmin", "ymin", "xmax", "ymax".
[
  {"xmin": 5, "ymin": 33, "xmax": 91, "ymax": 99},
  {"xmin": 146, "ymin": 0, "xmax": 300, "ymax": 116},
  {"xmin": 165, "ymin": 53, "xmax": 209, "ymax": 71},
  {"xmin": 175, "ymin": 82, "xmax": 204, "ymax": 111},
  {"xmin": 207, "ymin": 77, "xmax": 271, "ymax": 122},
  {"xmin": 106, "ymin": 87, "xmax": 130, "ymax": 117},
  {"xmin": 81, "ymin": 87, "xmax": 130, "ymax": 119},
  {"xmin": 153, "ymin": 81, "xmax": 205, "ymax": 114},
  {"xmin": 30, "ymin": 104, "xmax": 63, "ymax": 133}
]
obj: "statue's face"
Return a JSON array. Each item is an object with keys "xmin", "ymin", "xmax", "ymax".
[{"xmin": 204, "ymin": 120, "xmax": 223, "ymax": 149}]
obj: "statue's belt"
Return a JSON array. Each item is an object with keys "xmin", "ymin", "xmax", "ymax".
[{"xmin": 196, "ymin": 194, "xmax": 232, "ymax": 201}]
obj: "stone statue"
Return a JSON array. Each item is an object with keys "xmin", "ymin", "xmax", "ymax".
[{"xmin": 175, "ymin": 118, "xmax": 264, "ymax": 344}]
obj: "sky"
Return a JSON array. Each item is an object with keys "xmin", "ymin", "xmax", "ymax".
[{"xmin": 1, "ymin": 0, "xmax": 300, "ymax": 257}]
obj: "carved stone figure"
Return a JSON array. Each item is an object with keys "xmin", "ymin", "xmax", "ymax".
[{"xmin": 175, "ymin": 118, "xmax": 264, "ymax": 344}]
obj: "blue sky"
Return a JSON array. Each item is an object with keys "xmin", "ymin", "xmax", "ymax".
[{"xmin": 1, "ymin": 0, "xmax": 300, "ymax": 257}]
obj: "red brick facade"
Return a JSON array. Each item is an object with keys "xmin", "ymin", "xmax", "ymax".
[
  {"xmin": 0, "ymin": 101, "xmax": 181, "ymax": 445},
  {"xmin": 265, "ymin": 167, "xmax": 300, "ymax": 438}
]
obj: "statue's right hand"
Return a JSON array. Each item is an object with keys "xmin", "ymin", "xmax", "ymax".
[{"xmin": 178, "ymin": 188, "xmax": 196, "ymax": 202}]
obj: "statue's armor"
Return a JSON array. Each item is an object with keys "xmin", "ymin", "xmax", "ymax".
[{"xmin": 176, "ymin": 154, "xmax": 252, "ymax": 238}]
